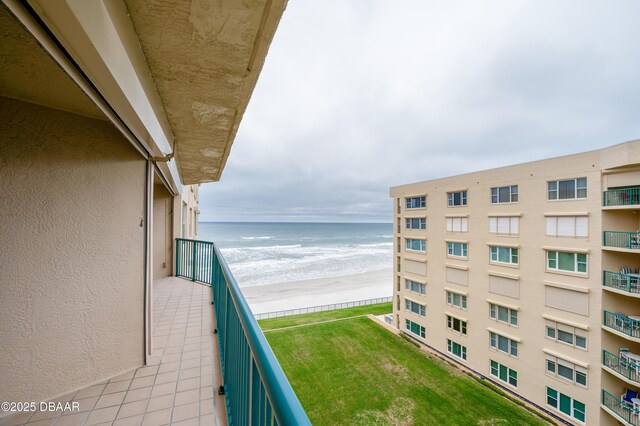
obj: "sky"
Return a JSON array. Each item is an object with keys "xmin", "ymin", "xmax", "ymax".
[{"xmin": 199, "ymin": 0, "xmax": 640, "ymax": 223}]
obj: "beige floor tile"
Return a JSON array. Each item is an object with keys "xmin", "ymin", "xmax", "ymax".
[
  {"xmin": 116, "ymin": 399, "xmax": 148, "ymax": 419},
  {"xmin": 0, "ymin": 411, "xmax": 33, "ymax": 426},
  {"xmin": 199, "ymin": 414, "xmax": 215, "ymax": 425},
  {"xmin": 110, "ymin": 371, "xmax": 136, "ymax": 383},
  {"xmin": 134, "ymin": 366, "xmax": 158, "ymax": 379},
  {"xmin": 103, "ymin": 380, "xmax": 131, "ymax": 395},
  {"xmin": 199, "ymin": 399, "xmax": 213, "ymax": 417},
  {"xmin": 145, "ymin": 395, "xmax": 173, "ymax": 413},
  {"xmin": 130, "ymin": 376, "xmax": 155, "ymax": 390},
  {"xmin": 154, "ymin": 372, "xmax": 177, "ymax": 385},
  {"xmin": 24, "ymin": 418, "xmax": 57, "ymax": 426},
  {"xmin": 176, "ymin": 378, "xmax": 199, "ymax": 392},
  {"xmin": 179, "ymin": 358, "xmax": 200, "ymax": 370},
  {"xmin": 157, "ymin": 362, "xmax": 179, "ymax": 374},
  {"xmin": 26, "ymin": 409, "xmax": 58, "ymax": 422},
  {"xmin": 123, "ymin": 387, "xmax": 152, "ymax": 404},
  {"xmin": 200, "ymin": 386, "xmax": 213, "ymax": 401},
  {"xmin": 70, "ymin": 396, "xmax": 98, "ymax": 413},
  {"xmin": 141, "ymin": 408, "xmax": 172, "ymax": 426},
  {"xmin": 73, "ymin": 384, "xmax": 105, "ymax": 400},
  {"xmin": 149, "ymin": 383, "xmax": 175, "ymax": 399},
  {"xmin": 179, "ymin": 368, "xmax": 199, "ymax": 380},
  {"xmin": 171, "ymin": 402, "xmax": 198, "ymax": 423},
  {"xmin": 94, "ymin": 391, "xmax": 126, "ymax": 409},
  {"xmin": 113, "ymin": 414, "xmax": 144, "ymax": 426},
  {"xmin": 54, "ymin": 412, "xmax": 90, "ymax": 426},
  {"xmin": 174, "ymin": 389, "xmax": 199, "ymax": 407},
  {"xmin": 171, "ymin": 417, "xmax": 199, "ymax": 426},
  {"xmin": 85, "ymin": 406, "xmax": 119, "ymax": 425}
]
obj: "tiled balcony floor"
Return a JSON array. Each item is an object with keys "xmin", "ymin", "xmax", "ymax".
[{"xmin": 1, "ymin": 277, "xmax": 227, "ymax": 426}]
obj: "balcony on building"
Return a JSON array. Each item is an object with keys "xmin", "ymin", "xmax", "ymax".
[
  {"xmin": 603, "ymin": 270, "xmax": 640, "ymax": 297},
  {"xmin": 604, "ymin": 187, "xmax": 640, "ymax": 209},
  {"xmin": 604, "ymin": 311, "xmax": 640, "ymax": 342},
  {"xmin": 602, "ymin": 388, "xmax": 640, "ymax": 426},
  {"xmin": 603, "ymin": 349, "xmax": 640, "ymax": 387}
]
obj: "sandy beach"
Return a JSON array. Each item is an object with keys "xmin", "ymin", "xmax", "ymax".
[{"xmin": 241, "ymin": 268, "xmax": 393, "ymax": 314}]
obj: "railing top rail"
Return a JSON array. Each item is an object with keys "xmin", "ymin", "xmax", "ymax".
[
  {"xmin": 604, "ymin": 187, "xmax": 640, "ymax": 193},
  {"xmin": 175, "ymin": 237, "xmax": 214, "ymax": 245},
  {"xmin": 210, "ymin": 242, "xmax": 311, "ymax": 425}
]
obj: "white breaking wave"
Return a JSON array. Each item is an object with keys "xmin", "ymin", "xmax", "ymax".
[{"xmin": 240, "ymin": 236, "xmax": 274, "ymax": 240}]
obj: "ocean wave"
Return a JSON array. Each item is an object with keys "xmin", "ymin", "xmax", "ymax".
[
  {"xmin": 377, "ymin": 235, "xmax": 393, "ymax": 238},
  {"xmin": 240, "ymin": 236, "xmax": 274, "ymax": 240},
  {"xmin": 357, "ymin": 242, "xmax": 393, "ymax": 248}
]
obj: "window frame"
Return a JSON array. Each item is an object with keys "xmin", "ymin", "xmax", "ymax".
[
  {"xmin": 405, "ymin": 299, "xmax": 426, "ymax": 317},
  {"xmin": 547, "ymin": 178, "xmax": 587, "ymax": 201},
  {"xmin": 546, "ymin": 251, "xmax": 587, "ymax": 274},
  {"xmin": 491, "ymin": 185, "xmax": 518, "ymax": 204},
  {"xmin": 489, "ymin": 246, "xmax": 519, "ymax": 265},
  {"xmin": 490, "ymin": 360, "xmax": 518, "ymax": 387},
  {"xmin": 405, "ymin": 196, "xmax": 426, "ymax": 209},
  {"xmin": 405, "ymin": 238, "xmax": 426, "ymax": 253},
  {"xmin": 489, "ymin": 216, "xmax": 520, "ymax": 236},
  {"xmin": 546, "ymin": 387, "xmax": 586, "ymax": 423},
  {"xmin": 447, "ymin": 242, "xmax": 468, "ymax": 258},
  {"xmin": 545, "ymin": 321, "xmax": 587, "ymax": 350},
  {"xmin": 406, "ymin": 217, "xmax": 427, "ymax": 230},
  {"xmin": 489, "ymin": 303, "xmax": 518, "ymax": 327},
  {"xmin": 545, "ymin": 355, "xmax": 588, "ymax": 388},
  {"xmin": 545, "ymin": 216, "xmax": 588, "ymax": 238},
  {"xmin": 446, "ymin": 291, "xmax": 467, "ymax": 310},
  {"xmin": 405, "ymin": 319, "xmax": 426, "ymax": 338},
  {"xmin": 446, "ymin": 217, "xmax": 468, "ymax": 233},
  {"xmin": 447, "ymin": 191, "xmax": 468, "ymax": 207},
  {"xmin": 405, "ymin": 279, "xmax": 426, "ymax": 295},
  {"xmin": 489, "ymin": 332, "xmax": 518, "ymax": 358},
  {"xmin": 446, "ymin": 315, "xmax": 468, "ymax": 335},
  {"xmin": 447, "ymin": 339, "xmax": 467, "ymax": 361}
]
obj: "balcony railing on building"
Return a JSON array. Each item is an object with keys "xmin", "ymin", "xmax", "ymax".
[
  {"xmin": 602, "ymin": 389, "xmax": 639, "ymax": 426},
  {"xmin": 603, "ymin": 271, "xmax": 640, "ymax": 296},
  {"xmin": 175, "ymin": 238, "xmax": 311, "ymax": 426},
  {"xmin": 604, "ymin": 311, "xmax": 640, "ymax": 340},
  {"xmin": 604, "ymin": 231, "xmax": 640, "ymax": 250},
  {"xmin": 604, "ymin": 187, "xmax": 640, "ymax": 207},
  {"xmin": 603, "ymin": 350, "xmax": 640, "ymax": 385}
]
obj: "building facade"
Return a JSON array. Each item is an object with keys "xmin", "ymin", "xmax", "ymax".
[{"xmin": 391, "ymin": 140, "xmax": 640, "ymax": 426}]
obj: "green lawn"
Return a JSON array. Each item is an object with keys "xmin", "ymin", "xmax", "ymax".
[
  {"xmin": 258, "ymin": 302, "xmax": 392, "ymax": 331},
  {"xmin": 261, "ymin": 307, "xmax": 549, "ymax": 426}
]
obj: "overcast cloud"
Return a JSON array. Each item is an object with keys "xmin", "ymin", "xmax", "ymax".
[{"xmin": 199, "ymin": 0, "xmax": 640, "ymax": 223}]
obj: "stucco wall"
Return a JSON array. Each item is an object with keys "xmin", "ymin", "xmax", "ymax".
[
  {"xmin": 153, "ymin": 181, "xmax": 173, "ymax": 279},
  {"xmin": 0, "ymin": 97, "xmax": 146, "ymax": 403}
]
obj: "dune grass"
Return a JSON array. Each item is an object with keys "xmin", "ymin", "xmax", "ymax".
[{"xmin": 261, "ymin": 307, "xmax": 549, "ymax": 426}]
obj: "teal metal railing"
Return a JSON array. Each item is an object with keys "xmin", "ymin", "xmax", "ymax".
[
  {"xmin": 176, "ymin": 238, "xmax": 311, "ymax": 426},
  {"xmin": 604, "ymin": 311, "xmax": 640, "ymax": 340},
  {"xmin": 604, "ymin": 187, "xmax": 640, "ymax": 206},
  {"xmin": 603, "ymin": 271, "xmax": 640, "ymax": 295},
  {"xmin": 602, "ymin": 389, "xmax": 639, "ymax": 425},
  {"xmin": 603, "ymin": 350, "xmax": 640, "ymax": 385},
  {"xmin": 604, "ymin": 231, "xmax": 640, "ymax": 249}
]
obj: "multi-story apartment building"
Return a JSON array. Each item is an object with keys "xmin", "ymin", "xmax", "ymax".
[{"xmin": 391, "ymin": 140, "xmax": 640, "ymax": 426}]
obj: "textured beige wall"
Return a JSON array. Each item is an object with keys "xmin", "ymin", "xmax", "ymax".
[
  {"xmin": 153, "ymin": 181, "xmax": 173, "ymax": 279},
  {"xmin": 0, "ymin": 97, "xmax": 146, "ymax": 403},
  {"xmin": 391, "ymin": 141, "xmax": 640, "ymax": 426}
]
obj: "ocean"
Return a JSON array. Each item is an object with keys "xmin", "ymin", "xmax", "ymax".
[{"xmin": 197, "ymin": 222, "xmax": 393, "ymax": 287}]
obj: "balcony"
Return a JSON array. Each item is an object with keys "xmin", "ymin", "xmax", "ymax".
[
  {"xmin": 604, "ymin": 187, "xmax": 640, "ymax": 207},
  {"xmin": 603, "ymin": 350, "xmax": 640, "ymax": 386},
  {"xmin": 604, "ymin": 231, "xmax": 640, "ymax": 251},
  {"xmin": 602, "ymin": 389, "xmax": 639, "ymax": 426},
  {"xmin": 604, "ymin": 311, "xmax": 640, "ymax": 342},
  {"xmin": 175, "ymin": 238, "xmax": 310, "ymax": 425},
  {"xmin": 603, "ymin": 271, "xmax": 640, "ymax": 297}
]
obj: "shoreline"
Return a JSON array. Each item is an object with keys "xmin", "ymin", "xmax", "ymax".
[{"xmin": 241, "ymin": 268, "xmax": 393, "ymax": 314}]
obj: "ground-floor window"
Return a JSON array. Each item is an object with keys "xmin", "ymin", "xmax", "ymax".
[
  {"xmin": 546, "ymin": 387, "xmax": 585, "ymax": 423},
  {"xmin": 447, "ymin": 339, "xmax": 467, "ymax": 360},
  {"xmin": 405, "ymin": 319, "xmax": 425, "ymax": 338}
]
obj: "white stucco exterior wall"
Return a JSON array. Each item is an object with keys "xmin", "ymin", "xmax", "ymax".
[{"xmin": 0, "ymin": 97, "xmax": 146, "ymax": 403}]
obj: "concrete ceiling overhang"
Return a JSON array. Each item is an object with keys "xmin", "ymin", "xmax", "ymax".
[{"xmin": 124, "ymin": 0, "xmax": 288, "ymax": 185}]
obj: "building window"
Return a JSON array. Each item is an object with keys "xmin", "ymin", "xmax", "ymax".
[
  {"xmin": 545, "ymin": 216, "xmax": 588, "ymax": 237},
  {"xmin": 489, "ymin": 303, "xmax": 518, "ymax": 326},
  {"xmin": 546, "ymin": 251, "xmax": 587, "ymax": 274},
  {"xmin": 491, "ymin": 185, "xmax": 518, "ymax": 204},
  {"xmin": 406, "ymin": 319, "xmax": 425, "ymax": 338},
  {"xmin": 545, "ymin": 321, "xmax": 587, "ymax": 350},
  {"xmin": 490, "ymin": 246, "xmax": 518, "ymax": 265},
  {"xmin": 405, "ymin": 299, "xmax": 426, "ymax": 317},
  {"xmin": 546, "ymin": 387, "xmax": 586, "ymax": 423},
  {"xmin": 489, "ymin": 217, "xmax": 519, "ymax": 235},
  {"xmin": 406, "ymin": 217, "xmax": 427, "ymax": 230},
  {"xmin": 547, "ymin": 178, "xmax": 587, "ymax": 200},
  {"xmin": 405, "ymin": 238, "xmax": 426, "ymax": 252},
  {"xmin": 490, "ymin": 360, "xmax": 517, "ymax": 387},
  {"xmin": 447, "ymin": 339, "xmax": 467, "ymax": 360},
  {"xmin": 447, "ymin": 191, "xmax": 467, "ymax": 207},
  {"xmin": 405, "ymin": 279, "xmax": 426, "ymax": 295},
  {"xmin": 406, "ymin": 196, "xmax": 426, "ymax": 209},
  {"xmin": 447, "ymin": 242, "xmax": 468, "ymax": 258},
  {"xmin": 446, "ymin": 291, "xmax": 467, "ymax": 310},
  {"xmin": 447, "ymin": 315, "xmax": 467, "ymax": 335},
  {"xmin": 545, "ymin": 355, "xmax": 587, "ymax": 387},
  {"xmin": 446, "ymin": 217, "xmax": 468, "ymax": 232},
  {"xmin": 489, "ymin": 332, "xmax": 518, "ymax": 357}
]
